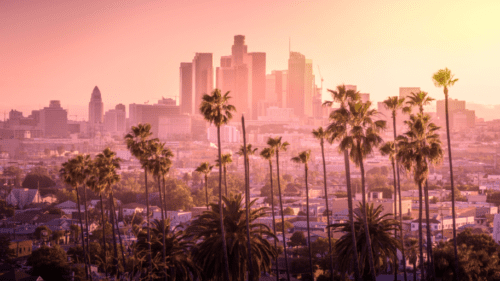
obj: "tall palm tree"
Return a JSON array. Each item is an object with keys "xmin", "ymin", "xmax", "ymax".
[
  {"xmin": 60, "ymin": 155, "xmax": 89, "ymax": 280},
  {"xmin": 432, "ymin": 68, "xmax": 459, "ymax": 281},
  {"xmin": 260, "ymin": 147, "xmax": 279, "ymax": 281},
  {"xmin": 291, "ymin": 150, "xmax": 314, "ymax": 280},
  {"xmin": 339, "ymin": 100, "xmax": 386, "ymax": 281},
  {"xmin": 324, "ymin": 84, "xmax": 362, "ymax": 281},
  {"xmin": 266, "ymin": 136, "xmax": 291, "ymax": 281},
  {"xmin": 161, "ymin": 147, "xmax": 174, "ymax": 216},
  {"xmin": 95, "ymin": 148, "xmax": 122, "ymax": 277},
  {"xmin": 125, "ymin": 123, "xmax": 155, "ymax": 276},
  {"xmin": 148, "ymin": 140, "xmax": 171, "ymax": 280},
  {"xmin": 215, "ymin": 153, "xmax": 233, "ymax": 196},
  {"xmin": 195, "ymin": 162, "xmax": 214, "ymax": 210},
  {"xmin": 199, "ymin": 88, "xmax": 236, "ymax": 281},
  {"xmin": 312, "ymin": 126, "xmax": 334, "ymax": 280},
  {"xmin": 403, "ymin": 90, "xmax": 436, "ymax": 276},
  {"xmin": 187, "ymin": 194, "xmax": 277, "ymax": 281},
  {"xmin": 86, "ymin": 158, "xmax": 109, "ymax": 278},
  {"xmin": 330, "ymin": 203, "xmax": 400, "ymax": 279},
  {"xmin": 237, "ymin": 144, "xmax": 258, "ymax": 197},
  {"xmin": 397, "ymin": 114, "xmax": 443, "ymax": 281},
  {"xmin": 405, "ymin": 238, "xmax": 419, "ymax": 281},
  {"xmin": 382, "ymin": 95, "xmax": 407, "ymax": 281}
]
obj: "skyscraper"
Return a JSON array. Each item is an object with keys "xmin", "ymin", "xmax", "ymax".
[
  {"xmin": 192, "ymin": 53, "xmax": 213, "ymax": 115},
  {"xmin": 179, "ymin": 62, "xmax": 193, "ymax": 115},
  {"xmin": 287, "ymin": 52, "xmax": 315, "ymax": 118},
  {"xmin": 40, "ymin": 100, "xmax": 68, "ymax": 138},
  {"xmin": 89, "ymin": 86, "xmax": 104, "ymax": 125}
]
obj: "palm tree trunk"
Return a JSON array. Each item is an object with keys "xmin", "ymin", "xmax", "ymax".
[
  {"xmin": 111, "ymin": 192, "xmax": 126, "ymax": 275},
  {"xmin": 217, "ymin": 125, "xmax": 231, "ymax": 281},
  {"xmin": 413, "ymin": 261, "xmax": 417, "ymax": 281},
  {"xmin": 418, "ymin": 182, "xmax": 425, "ymax": 280},
  {"xmin": 424, "ymin": 180, "xmax": 434, "ymax": 280},
  {"xmin": 205, "ymin": 175, "xmax": 209, "ymax": 210},
  {"xmin": 320, "ymin": 140, "xmax": 334, "ymax": 281},
  {"xmin": 305, "ymin": 165, "xmax": 314, "ymax": 281},
  {"xmin": 224, "ymin": 165, "xmax": 228, "ymax": 197},
  {"xmin": 276, "ymin": 150, "xmax": 291, "ymax": 281},
  {"xmin": 99, "ymin": 193, "xmax": 108, "ymax": 278},
  {"xmin": 344, "ymin": 149, "xmax": 361, "ymax": 281},
  {"xmin": 109, "ymin": 193, "xmax": 119, "ymax": 276},
  {"xmin": 393, "ymin": 114, "xmax": 407, "ymax": 281},
  {"xmin": 75, "ymin": 185, "xmax": 88, "ymax": 280},
  {"xmin": 269, "ymin": 160, "xmax": 279, "ymax": 281},
  {"xmin": 390, "ymin": 160, "xmax": 398, "ymax": 280},
  {"xmin": 145, "ymin": 170, "xmax": 152, "ymax": 280},
  {"xmin": 444, "ymin": 90, "xmax": 460, "ymax": 281},
  {"xmin": 242, "ymin": 116, "xmax": 254, "ymax": 281},
  {"xmin": 158, "ymin": 175, "xmax": 167, "ymax": 281},
  {"xmin": 357, "ymin": 143, "xmax": 377, "ymax": 281},
  {"xmin": 83, "ymin": 184, "xmax": 92, "ymax": 281}
]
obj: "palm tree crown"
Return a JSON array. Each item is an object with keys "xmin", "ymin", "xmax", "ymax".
[
  {"xmin": 200, "ymin": 89, "xmax": 236, "ymax": 127},
  {"xmin": 432, "ymin": 67, "xmax": 459, "ymax": 97},
  {"xmin": 403, "ymin": 91, "xmax": 435, "ymax": 114}
]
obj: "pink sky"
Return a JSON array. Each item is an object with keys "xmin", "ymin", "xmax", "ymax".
[{"xmin": 1, "ymin": 0, "xmax": 499, "ymax": 120}]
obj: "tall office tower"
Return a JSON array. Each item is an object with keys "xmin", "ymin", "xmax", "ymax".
[
  {"xmin": 287, "ymin": 52, "xmax": 306, "ymax": 117},
  {"xmin": 192, "ymin": 53, "xmax": 213, "ymax": 115},
  {"xmin": 40, "ymin": 100, "xmax": 68, "ymax": 138},
  {"xmin": 216, "ymin": 35, "xmax": 266, "ymax": 120},
  {"xmin": 180, "ymin": 62, "xmax": 193, "ymax": 115},
  {"xmin": 304, "ymin": 59, "xmax": 314, "ymax": 117},
  {"xmin": 266, "ymin": 70, "xmax": 287, "ymax": 107},
  {"xmin": 104, "ymin": 104, "xmax": 126, "ymax": 135},
  {"xmin": 89, "ymin": 86, "xmax": 104, "ymax": 124},
  {"xmin": 250, "ymin": 52, "xmax": 266, "ymax": 119}
]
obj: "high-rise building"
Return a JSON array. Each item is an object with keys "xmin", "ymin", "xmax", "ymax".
[
  {"xmin": 287, "ymin": 52, "xmax": 307, "ymax": 117},
  {"xmin": 216, "ymin": 35, "xmax": 266, "ymax": 120},
  {"xmin": 129, "ymin": 98, "xmax": 181, "ymax": 138},
  {"xmin": 89, "ymin": 86, "xmax": 104, "ymax": 125},
  {"xmin": 40, "ymin": 100, "xmax": 68, "ymax": 138},
  {"xmin": 103, "ymin": 104, "xmax": 126, "ymax": 135},
  {"xmin": 192, "ymin": 53, "xmax": 213, "ymax": 115},
  {"xmin": 179, "ymin": 62, "xmax": 193, "ymax": 115},
  {"xmin": 436, "ymin": 99, "xmax": 473, "ymax": 129}
]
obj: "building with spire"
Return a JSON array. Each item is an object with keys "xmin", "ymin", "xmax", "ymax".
[{"xmin": 89, "ymin": 86, "xmax": 104, "ymax": 125}]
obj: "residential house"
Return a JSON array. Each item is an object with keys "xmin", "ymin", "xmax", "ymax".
[
  {"xmin": 122, "ymin": 203, "xmax": 146, "ymax": 216},
  {"xmin": 9, "ymin": 239, "xmax": 33, "ymax": 258},
  {"xmin": 6, "ymin": 189, "xmax": 42, "ymax": 209}
]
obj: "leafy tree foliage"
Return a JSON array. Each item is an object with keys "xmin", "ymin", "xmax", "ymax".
[
  {"xmin": 283, "ymin": 207, "xmax": 295, "ymax": 215},
  {"xmin": 0, "ymin": 200, "xmax": 15, "ymax": 219},
  {"xmin": 27, "ymin": 245, "xmax": 72, "ymax": 281},
  {"xmin": 0, "ymin": 236, "xmax": 15, "ymax": 263},
  {"xmin": 34, "ymin": 225, "xmax": 52, "ymax": 240},
  {"xmin": 290, "ymin": 231, "xmax": 307, "ymax": 247},
  {"xmin": 22, "ymin": 166, "xmax": 55, "ymax": 188}
]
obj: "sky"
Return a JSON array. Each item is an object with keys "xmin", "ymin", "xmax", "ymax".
[{"xmin": 1, "ymin": 0, "xmax": 499, "ymax": 120}]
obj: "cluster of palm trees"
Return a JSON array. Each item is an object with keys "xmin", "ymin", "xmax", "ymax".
[{"xmin": 59, "ymin": 68, "xmax": 460, "ymax": 281}]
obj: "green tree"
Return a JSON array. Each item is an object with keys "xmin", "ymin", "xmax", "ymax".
[
  {"xmin": 27, "ymin": 245, "xmax": 72, "ymax": 281},
  {"xmin": 3, "ymin": 165, "xmax": 23, "ymax": 186},
  {"xmin": 433, "ymin": 67, "xmax": 460, "ymax": 281},
  {"xmin": 283, "ymin": 207, "xmax": 294, "ymax": 215},
  {"xmin": 0, "ymin": 236, "xmax": 15, "ymax": 263},
  {"xmin": 199, "ymin": 88, "xmax": 236, "ymax": 281},
  {"xmin": 325, "ymin": 84, "xmax": 362, "ymax": 281},
  {"xmin": 291, "ymin": 150, "xmax": 314, "ymax": 280},
  {"xmin": 290, "ymin": 231, "xmax": 307, "ymax": 247},
  {"xmin": 0, "ymin": 200, "xmax": 15, "ymax": 218},
  {"xmin": 34, "ymin": 225, "xmax": 52, "ymax": 241},
  {"xmin": 187, "ymin": 194, "xmax": 277, "ymax": 281},
  {"xmin": 267, "ymin": 136, "xmax": 291, "ymax": 281},
  {"xmin": 330, "ymin": 203, "xmax": 400, "ymax": 279},
  {"xmin": 22, "ymin": 171, "xmax": 55, "ymax": 188},
  {"xmin": 216, "ymin": 153, "xmax": 233, "ymax": 197}
]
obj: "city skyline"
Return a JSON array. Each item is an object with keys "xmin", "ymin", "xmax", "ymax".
[{"xmin": 2, "ymin": 0, "xmax": 499, "ymax": 119}]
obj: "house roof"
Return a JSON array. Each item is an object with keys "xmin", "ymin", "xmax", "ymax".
[
  {"xmin": 411, "ymin": 218, "xmax": 441, "ymax": 224},
  {"xmin": 7, "ymin": 189, "xmax": 40, "ymax": 209},
  {"xmin": 0, "ymin": 269, "xmax": 43, "ymax": 281},
  {"xmin": 10, "ymin": 210, "xmax": 42, "ymax": 224},
  {"xmin": 122, "ymin": 203, "xmax": 146, "ymax": 209}
]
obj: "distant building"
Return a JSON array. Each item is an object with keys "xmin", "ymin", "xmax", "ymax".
[
  {"xmin": 158, "ymin": 115, "xmax": 191, "ymax": 140},
  {"xmin": 104, "ymin": 104, "xmax": 126, "ymax": 135},
  {"xmin": 436, "ymin": 99, "xmax": 474, "ymax": 129},
  {"xmin": 207, "ymin": 125, "xmax": 240, "ymax": 143},
  {"xmin": 129, "ymin": 98, "xmax": 180, "ymax": 138},
  {"xmin": 179, "ymin": 62, "xmax": 193, "ymax": 115},
  {"xmin": 9, "ymin": 240, "xmax": 33, "ymax": 258},
  {"xmin": 39, "ymin": 100, "xmax": 68, "ymax": 138},
  {"xmin": 287, "ymin": 52, "xmax": 314, "ymax": 118},
  {"xmin": 192, "ymin": 53, "xmax": 213, "ymax": 116},
  {"xmin": 6, "ymin": 188, "xmax": 42, "ymax": 209},
  {"xmin": 89, "ymin": 86, "xmax": 104, "ymax": 125}
]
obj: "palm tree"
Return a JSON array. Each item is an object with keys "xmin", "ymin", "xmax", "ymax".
[
  {"xmin": 260, "ymin": 147, "xmax": 279, "ymax": 281},
  {"xmin": 215, "ymin": 153, "xmax": 233, "ymax": 196},
  {"xmin": 291, "ymin": 150, "xmax": 314, "ymax": 280},
  {"xmin": 312, "ymin": 126, "xmax": 334, "ymax": 279},
  {"xmin": 324, "ymin": 84, "xmax": 362, "ymax": 281},
  {"xmin": 95, "ymin": 148, "xmax": 122, "ymax": 277},
  {"xmin": 330, "ymin": 203, "xmax": 400, "ymax": 279},
  {"xmin": 405, "ymin": 238, "xmax": 419, "ymax": 281},
  {"xmin": 397, "ymin": 114, "xmax": 443, "ymax": 281},
  {"xmin": 266, "ymin": 136, "xmax": 291, "ymax": 281},
  {"xmin": 199, "ymin": 88, "xmax": 236, "ymax": 281},
  {"xmin": 135, "ymin": 219, "xmax": 200, "ymax": 280},
  {"xmin": 403, "ymin": 91, "xmax": 434, "ymax": 115},
  {"xmin": 382, "ymin": 95, "xmax": 407, "ymax": 281},
  {"xmin": 125, "ymin": 123, "xmax": 155, "ymax": 276},
  {"xmin": 432, "ymin": 68, "xmax": 459, "ymax": 281},
  {"xmin": 237, "ymin": 144, "xmax": 258, "ymax": 197},
  {"xmin": 161, "ymin": 147, "xmax": 174, "ymax": 216},
  {"xmin": 195, "ymin": 162, "xmax": 214, "ymax": 210},
  {"xmin": 86, "ymin": 159, "xmax": 109, "ymax": 278},
  {"xmin": 148, "ymin": 140, "xmax": 172, "ymax": 280},
  {"xmin": 187, "ymin": 194, "xmax": 277, "ymax": 281},
  {"xmin": 60, "ymin": 156, "xmax": 89, "ymax": 280},
  {"xmin": 336, "ymin": 100, "xmax": 386, "ymax": 281}
]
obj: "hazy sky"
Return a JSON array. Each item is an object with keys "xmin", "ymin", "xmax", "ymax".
[{"xmin": 1, "ymin": 0, "xmax": 499, "ymax": 120}]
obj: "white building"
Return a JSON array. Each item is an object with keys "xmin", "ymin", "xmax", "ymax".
[
  {"xmin": 207, "ymin": 125, "xmax": 240, "ymax": 143},
  {"xmin": 158, "ymin": 115, "xmax": 191, "ymax": 140},
  {"xmin": 152, "ymin": 211, "xmax": 192, "ymax": 224}
]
